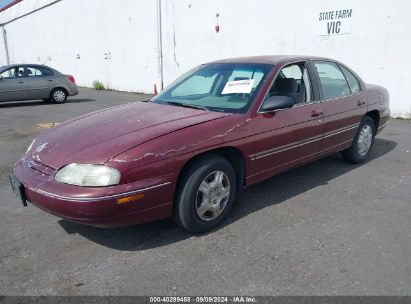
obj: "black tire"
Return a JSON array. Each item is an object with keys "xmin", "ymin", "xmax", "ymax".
[
  {"xmin": 342, "ymin": 116, "xmax": 376, "ymax": 164},
  {"xmin": 50, "ymin": 88, "xmax": 67, "ymax": 104},
  {"xmin": 174, "ymin": 154, "xmax": 237, "ymax": 233}
]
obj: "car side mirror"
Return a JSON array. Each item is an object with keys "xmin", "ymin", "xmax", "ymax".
[{"xmin": 260, "ymin": 95, "xmax": 294, "ymax": 113}]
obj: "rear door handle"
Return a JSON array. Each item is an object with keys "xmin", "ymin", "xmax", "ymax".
[
  {"xmin": 357, "ymin": 100, "xmax": 366, "ymax": 106},
  {"xmin": 18, "ymin": 81, "xmax": 24, "ymax": 84},
  {"xmin": 311, "ymin": 109, "xmax": 323, "ymax": 117},
  {"xmin": 48, "ymin": 80, "xmax": 53, "ymax": 82}
]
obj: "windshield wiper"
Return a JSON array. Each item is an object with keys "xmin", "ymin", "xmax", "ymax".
[{"xmin": 166, "ymin": 101, "xmax": 209, "ymax": 111}]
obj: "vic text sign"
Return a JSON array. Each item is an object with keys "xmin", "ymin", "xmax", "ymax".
[{"xmin": 318, "ymin": 9, "xmax": 353, "ymax": 36}]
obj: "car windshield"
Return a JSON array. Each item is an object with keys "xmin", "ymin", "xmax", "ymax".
[{"xmin": 152, "ymin": 63, "xmax": 273, "ymax": 113}]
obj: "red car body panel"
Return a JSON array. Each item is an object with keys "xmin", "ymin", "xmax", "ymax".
[
  {"xmin": 27, "ymin": 102, "xmax": 231, "ymax": 169},
  {"xmin": 12, "ymin": 56, "xmax": 390, "ymax": 227}
]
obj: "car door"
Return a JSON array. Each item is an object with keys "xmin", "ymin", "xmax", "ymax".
[
  {"xmin": 0, "ymin": 66, "xmax": 28, "ymax": 102},
  {"xmin": 25, "ymin": 66, "xmax": 54, "ymax": 99},
  {"xmin": 309, "ymin": 60, "xmax": 366, "ymax": 155},
  {"xmin": 248, "ymin": 61, "xmax": 324, "ymax": 184}
]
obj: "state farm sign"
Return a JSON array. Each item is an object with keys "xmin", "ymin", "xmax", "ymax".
[{"xmin": 318, "ymin": 9, "xmax": 353, "ymax": 36}]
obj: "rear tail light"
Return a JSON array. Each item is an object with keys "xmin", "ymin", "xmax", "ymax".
[{"xmin": 68, "ymin": 75, "xmax": 76, "ymax": 83}]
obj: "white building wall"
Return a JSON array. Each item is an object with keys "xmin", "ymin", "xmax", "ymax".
[
  {"xmin": 1, "ymin": 0, "xmax": 410, "ymax": 117},
  {"xmin": 0, "ymin": 0, "xmax": 160, "ymax": 93}
]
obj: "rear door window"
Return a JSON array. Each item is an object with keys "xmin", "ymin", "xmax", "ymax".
[
  {"xmin": 26, "ymin": 66, "xmax": 54, "ymax": 77},
  {"xmin": 313, "ymin": 61, "xmax": 351, "ymax": 100}
]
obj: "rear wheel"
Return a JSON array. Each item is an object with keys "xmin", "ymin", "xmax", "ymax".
[
  {"xmin": 50, "ymin": 88, "xmax": 67, "ymax": 104},
  {"xmin": 174, "ymin": 154, "xmax": 237, "ymax": 233},
  {"xmin": 342, "ymin": 116, "xmax": 376, "ymax": 164}
]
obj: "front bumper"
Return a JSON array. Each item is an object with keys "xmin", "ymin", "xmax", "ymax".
[{"xmin": 13, "ymin": 158, "xmax": 176, "ymax": 227}]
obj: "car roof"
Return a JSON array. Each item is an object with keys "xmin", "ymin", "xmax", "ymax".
[
  {"xmin": 209, "ymin": 55, "xmax": 335, "ymax": 65},
  {"xmin": 0, "ymin": 64, "xmax": 60, "ymax": 73}
]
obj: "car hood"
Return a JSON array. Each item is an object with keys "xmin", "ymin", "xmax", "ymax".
[{"xmin": 28, "ymin": 102, "xmax": 230, "ymax": 169}]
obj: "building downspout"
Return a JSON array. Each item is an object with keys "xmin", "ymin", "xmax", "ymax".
[
  {"xmin": 156, "ymin": 0, "xmax": 164, "ymax": 90},
  {"xmin": 1, "ymin": 25, "xmax": 10, "ymax": 65}
]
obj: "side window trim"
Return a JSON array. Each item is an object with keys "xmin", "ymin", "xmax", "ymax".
[
  {"xmin": 16, "ymin": 66, "xmax": 26, "ymax": 78},
  {"xmin": 301, "ymin": 62, "xmax": 314, "ymax": 103},
  {"xmin": 306, "ymin": 61, "xmax": 322, "ymax": 102},
  {"xmin": 336, "ymin": 63, "xmax": 356, "ymax": 95},
  {"xmin": 22, "ymin": 66, "xmax": 31, "ymax": 78},
  {"xmin": 302, "ymin": 68, "xmax": 312, "ymax": 103},
  {"xmin": 338, "ymin": 63, "xmax": 362, "ymax": 93},
  {"xmin": 25, "ymin": 66, "xmax": 33, "ymax": 78}
]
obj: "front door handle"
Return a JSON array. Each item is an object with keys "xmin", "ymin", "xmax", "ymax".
[
  {"xmin": 48, "ymin": 80, "xmax": 53, "ymax": 82},
  {"xmin": 311, "ymin": 109, "xmax": 323, "ymax": 117},
  {"xmin": 357, "ymin": 100, "xmax": 366, "ymax": 106},
  {"xmin": 18, "ymin": 81, "xmax": 24, "ymax": 84}
]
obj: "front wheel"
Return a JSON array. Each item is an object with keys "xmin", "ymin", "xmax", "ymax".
[
  {"xmin": 174, "ymin": 154, "xmax": 237, "ymax": 233},
  {"xmin": 342, "ymin": 116, "xmax": 376, "ymax": 164}
]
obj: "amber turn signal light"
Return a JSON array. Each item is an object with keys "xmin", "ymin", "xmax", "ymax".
[{"xmin": 117, "ymin": 194, "xmax": 145, "ymax": 205}]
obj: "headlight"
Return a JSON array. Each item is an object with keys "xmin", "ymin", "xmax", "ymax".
[{"xmin": 55, "ymin": 164, "xmax": 121, "ymax": 187}]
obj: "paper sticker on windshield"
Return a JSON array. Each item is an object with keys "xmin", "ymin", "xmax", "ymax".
[{"xmin": 222, "ymin": 79, "xmax": 255, "ymax": 95}]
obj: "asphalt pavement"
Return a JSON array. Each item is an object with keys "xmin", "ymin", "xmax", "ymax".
[{"xmin": 0, "ymin": 88, "xmax": 410, "ymax": 295}]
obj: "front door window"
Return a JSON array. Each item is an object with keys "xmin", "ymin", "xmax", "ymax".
[
  {"xmin": 269, "ymin": 62, "xmax": 313, "ymax": 105},
  {"xmin": 0, "ymin": 68, "xmax": 16, "ymax": 79}
]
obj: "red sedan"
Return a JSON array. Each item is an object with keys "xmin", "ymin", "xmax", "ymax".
[{"xmin": 10, "ymin": 56, "xmax": 390, "ymax": 233}]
